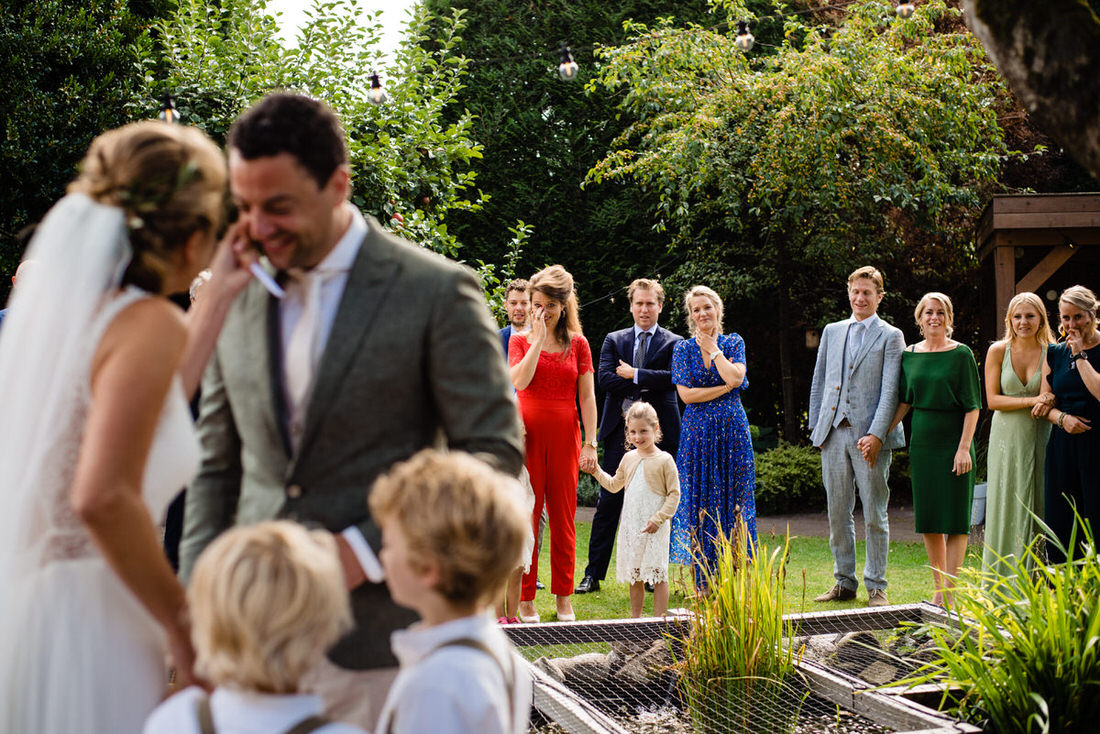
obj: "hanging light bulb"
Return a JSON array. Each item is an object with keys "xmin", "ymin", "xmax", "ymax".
[
  {"xmin": 558, "ymin": 46, "xmax": 579, "ymax": 82},
  {"xmin": 734, "ymin": 21, "xmax": 755, "ymax": 53},
  {"xmin": 896, "ymin": 2, "xmax": 915, "ymax": 18},
  {"xmin": 368, "ymin": 72, "xmax": 388, "ymax": 106},
  {"xmin": 158, "ymin": 96, "xmax": 179, "ymax": 124}
]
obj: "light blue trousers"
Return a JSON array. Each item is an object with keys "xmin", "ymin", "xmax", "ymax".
[{"xmin": 821, "ymin": 424, "xmax": 891, "ymax": 591}]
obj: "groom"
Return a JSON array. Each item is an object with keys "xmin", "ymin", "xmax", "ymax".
[{"xmin": 179, "ymin": 93, "xmax": 523, "ymax": 728}]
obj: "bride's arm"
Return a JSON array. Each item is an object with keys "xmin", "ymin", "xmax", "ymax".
[
  {"xmin": 180, "ymin": 225, "xmax": 256, "ymax": 399},
  {"xmin": 72, "ymin": 298, "xmax": 200, "ymax": 687}
]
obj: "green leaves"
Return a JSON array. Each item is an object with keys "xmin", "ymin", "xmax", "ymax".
[
  {"xmin": 901, "ymin": 517, "xmax": 1100, "ymax": 733},
  {"xmin": 0, "ymin": 0, "xmax": 153, "ymax": 286},
  {"xmin": 143, "ymin": 0, "xmax": 484, "ymax": 257}
]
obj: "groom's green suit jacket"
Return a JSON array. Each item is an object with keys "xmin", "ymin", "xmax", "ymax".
[{"xmin": 179, "ymin": 214, "xmax": 524, "ymax": 670}]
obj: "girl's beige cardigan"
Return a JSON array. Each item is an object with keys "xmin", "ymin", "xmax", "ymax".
[{"xmin": 591, "ymin": 449, "xmax": 680, "ymax": 527}]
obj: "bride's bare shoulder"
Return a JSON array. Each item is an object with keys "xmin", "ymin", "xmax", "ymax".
[{"xmin": 93, "ymin": 297, "xmax": 186, "ymax": 376}]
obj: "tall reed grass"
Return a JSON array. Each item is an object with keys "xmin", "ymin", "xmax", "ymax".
[
  {"xmin": 674, "ymin": 517, "xmax": 804, "ymax": 733},
  {"xmin": 902, "ymin": 515, "xmax": 1100, "ymax": 733}
]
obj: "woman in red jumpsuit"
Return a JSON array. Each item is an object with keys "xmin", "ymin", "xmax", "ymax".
[{"xmin": 509, "ymin": 265, "xmax": 598, "ymax": 622}]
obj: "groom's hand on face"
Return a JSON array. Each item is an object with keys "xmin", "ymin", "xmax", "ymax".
[{"xmin": 334, "ymin": 533, "xmax": 368, "ymax": 590}]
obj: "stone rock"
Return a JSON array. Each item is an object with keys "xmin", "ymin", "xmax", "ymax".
[
  {"xmin": 791, "ymin": 634, "xmax": 834, "ymax": 663},
  {"xmin": 860, "ymin": 660, "xmax": 899, "ymax": 685},
  {"xmin": 830, "ymin": 631, "xmax": 884, "ymax": 668},
  {"xmin": 614, "ymin": 639, "xmax": 674, "ymax": 687}
]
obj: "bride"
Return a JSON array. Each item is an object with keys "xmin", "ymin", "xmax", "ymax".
[{"xmin": 0, "ymin": 121, "xmax": 254, "ymax": 732}]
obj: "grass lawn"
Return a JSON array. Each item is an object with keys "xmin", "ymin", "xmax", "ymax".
[{"xmin": 525, "ymin": 520, "xmax": 983, "ymax": 621}]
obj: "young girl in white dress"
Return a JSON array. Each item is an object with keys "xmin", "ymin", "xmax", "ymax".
[{"xmin": 583, "ymin": 402, "xmax": 680, "ymax": 617}]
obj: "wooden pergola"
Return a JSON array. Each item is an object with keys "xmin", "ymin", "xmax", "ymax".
[{"xmin": 978, "ymin": 193, "xmax": 1100, "ymax": 333}]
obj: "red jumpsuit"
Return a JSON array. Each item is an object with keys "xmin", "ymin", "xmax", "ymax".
[{"xmin": 509, "ymin": 332, "xmax": 593, "ymax": 599}]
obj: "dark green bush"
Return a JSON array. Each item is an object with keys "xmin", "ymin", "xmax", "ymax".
[
  {"xmin": 754, "ymin": 443, "xmax": 825, "ymax": 515},
  {"xmin": 754, "ymin": 443, "xmax": 913, "ymax": 514},
  {"xmin": 577, "ymin": 472, "xmax": 601, "ymax": 508}
]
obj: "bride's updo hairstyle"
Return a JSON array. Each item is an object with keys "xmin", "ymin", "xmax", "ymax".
[{"xmin": 68, "ymin": 121, "xmax": 227, "ymax": 293}]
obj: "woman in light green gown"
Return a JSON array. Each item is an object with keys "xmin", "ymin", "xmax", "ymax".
[{"xmin": 982, "ymin": 292, "xmax": 1056, "ymax": 582}]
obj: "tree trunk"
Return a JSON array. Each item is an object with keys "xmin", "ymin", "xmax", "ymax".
[
  {"xmin": 775, "ymin": 241, "xmax": 800, "ymax": 442},
  {"xmin": 964, "ymin": 0, "xmax": 1100, "ymax": 181}
]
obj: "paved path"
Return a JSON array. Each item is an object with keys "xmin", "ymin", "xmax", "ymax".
[{"xmin": 576, "ymin": 505, "xmax": 923, "ymax": 544}]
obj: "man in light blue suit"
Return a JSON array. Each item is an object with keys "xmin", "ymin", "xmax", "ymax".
[{"xmin": 809, "ymin": 266, "xmax": 904, "ymax": 607}]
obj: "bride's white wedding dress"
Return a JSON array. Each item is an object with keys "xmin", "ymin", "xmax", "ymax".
[{"xmin": 0, "ymin": 287, "xmax": 199, "ymax": 733}]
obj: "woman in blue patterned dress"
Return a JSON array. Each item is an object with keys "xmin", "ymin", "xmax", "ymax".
[{"xmin": 670, "ymin": 285, "xmax": 757, "ymax": 589}]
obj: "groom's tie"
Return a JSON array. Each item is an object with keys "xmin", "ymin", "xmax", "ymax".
[{"xmin": 283, "ymin": 267, "xmax": 343, "ymax": 448}]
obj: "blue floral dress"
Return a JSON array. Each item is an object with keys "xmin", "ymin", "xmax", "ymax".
[{"xmin": 670, "ymin": 333, "xmax": 757, "ymax": 577}]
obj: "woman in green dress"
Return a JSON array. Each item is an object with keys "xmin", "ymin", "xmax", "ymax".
[
  {"xmin": 889, "ymin": 293, "xmax": 981, "ymax": 605},
  {"xmin": 982, "ymin": 293, "xmax": 1055, "ymax": 581}
]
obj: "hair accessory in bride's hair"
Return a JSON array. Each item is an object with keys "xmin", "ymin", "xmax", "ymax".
[{"xmin": 118, "ymin": 160, "xmax": 201, "ymax": 217}]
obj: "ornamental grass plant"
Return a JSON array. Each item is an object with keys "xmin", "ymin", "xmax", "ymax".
[
  {"xmin": 901, "ymin": 515, "xmax": 1100, "ymax": 733},
  {"xmin": 674, "ymin": 517, "xmax": 805, "ymax": 734}
]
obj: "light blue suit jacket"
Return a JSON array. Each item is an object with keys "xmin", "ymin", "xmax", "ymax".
[{"xmin": 809, "ymin": 316, "xmax": 905, "ymax": 450}]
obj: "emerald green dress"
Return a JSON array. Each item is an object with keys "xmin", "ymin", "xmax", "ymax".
[
  {"xmin": 901, "ymin": 344, "xmax": 982, "ymax": 534},
  {"xmin": 982, "ymin": 344, "xmax": 1049, "ymax": 578}
]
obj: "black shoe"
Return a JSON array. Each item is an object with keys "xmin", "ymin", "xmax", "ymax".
[
  {"xmin": 575, "ymin": 575, "xmax": 600, "ymax": 594},
  {"xmin": 644, "ymin": 581, "xmax": 655, "ymax": 593},
  {"xmin": 535, "ymin": 579, "xmax": 545, "ymax": 590}
]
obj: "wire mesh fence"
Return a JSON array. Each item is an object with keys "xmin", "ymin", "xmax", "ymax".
[{"xmin": 505, "ymin": 604, "xmax": 977, "ymax": 734}]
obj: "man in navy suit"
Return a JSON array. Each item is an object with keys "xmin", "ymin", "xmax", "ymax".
[
  {"xmin": 576, "ymin": 278, "xmax": 682, "ymax": 593},
  {"xmin": 498, "ymin": 278, "xmax": 529, "ymax": 356}
]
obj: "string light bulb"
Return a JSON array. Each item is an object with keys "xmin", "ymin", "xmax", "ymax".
[
  {"xmin": 368, "ymin": 72, "xmax": 387, "ymax": 105},
  {"xmin": 734, "ymin": 21, "xmax": 755, "ymax": 52},
  {"xmin": 896, "ymin": 2, "xmax": 915, "ymax": 18},
  {"xmin": 158, "ymin": 96, "xmax": 179, "ymax": 124},
  {"xmin": 558, "ymin": 46, "xmax": 579, "ymax": 81}
]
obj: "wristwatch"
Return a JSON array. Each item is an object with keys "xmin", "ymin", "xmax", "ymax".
[
  {"xmin": 584, "ymin": 439, "xmax": 597, "ymax": 449},
  {"xmin": 1072, "ymin": 351, "xmax": 1088, "ymax": 362},
  {"xmin": 709, "ymin": 350, "xmax": 721, "ymax": 362}
]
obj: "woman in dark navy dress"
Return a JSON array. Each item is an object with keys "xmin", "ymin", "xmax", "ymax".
[
  {"xmin": 1034, "ymin": 285, "xmax": 1100, "ymax": 562},
  {"xmin": 669, "ymin": 286, "xmax": 756, "ymax": 590}
]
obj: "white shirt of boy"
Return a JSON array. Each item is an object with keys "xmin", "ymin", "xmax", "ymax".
[
  {"xmin": 143, "ymin": 686, "xmax": 367, "ymax": 734},
  {"xmin": 375, "ymin": 613, "xmax": 532, "ymax": 734}
]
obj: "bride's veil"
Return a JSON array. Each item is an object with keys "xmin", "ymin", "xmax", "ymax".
[{"xmin": 0, "ymin": 192, "xmax": 131, "ymax": 642}]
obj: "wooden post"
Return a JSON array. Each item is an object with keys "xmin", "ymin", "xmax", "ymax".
[{"xmin": 993, "ymin": 244, "xmax": 1016, "ymax": 322}]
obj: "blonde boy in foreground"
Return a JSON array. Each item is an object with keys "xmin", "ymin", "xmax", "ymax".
[
  {"xmin": 370, "ymin": 450, "xmax": 533, "ymax": 734},
  {"xmin": 143, "ymin": 522, "xmax": 362, "ymax": 734}
]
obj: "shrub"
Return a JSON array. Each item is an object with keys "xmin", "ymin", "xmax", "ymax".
[
  {"xmin": 754, "ymin": 443, "xmax": 825, "ymax": 515},
  {"xmin": 576, "ymin": 472, "xmax": 601, "ymax": 508}
]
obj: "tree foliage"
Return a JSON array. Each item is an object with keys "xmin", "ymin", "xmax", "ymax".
[
  {"xmin": 0, "ymin": 0, "xmax": 155, "ymax": 292},
  {"xmin": 587, "ymin": 0, "xmax": 1009, "ymax": 438},
  {"xmin": 421, "ymin": 0, "xmax": 719, "ymax": 342},
  {"xmin": 147, "ymin": 0, "xmax": 484, "ymax": 258}
]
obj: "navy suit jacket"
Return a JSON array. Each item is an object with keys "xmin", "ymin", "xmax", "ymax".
[
  {"xmin": 498, "ymin": 325, "xmax": 513, "ymax": 357},
  {"xmin": 597, "ymin": 324, "xmax": 682, "ymax": 454},
  {"xmin": 0, "ymin": 308, "xmax": 6, "ymax": 328}
]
